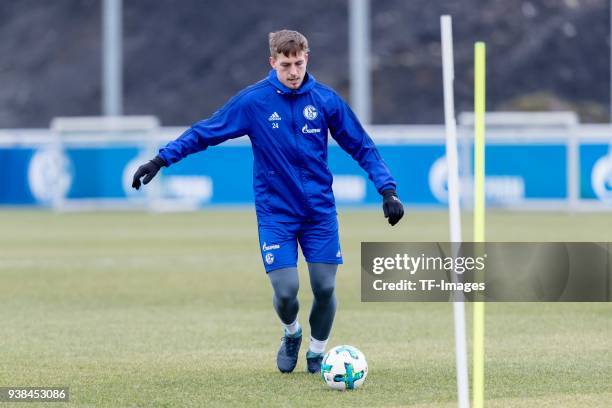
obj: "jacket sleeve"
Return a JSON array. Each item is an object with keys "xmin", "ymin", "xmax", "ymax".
[
  {"xmin": 158, "ymin": 93, "xmax": 251, "ymax": 165},
  {"xmin": 327, "ymin": 93, "xmax": 397, "ymax": 194}
]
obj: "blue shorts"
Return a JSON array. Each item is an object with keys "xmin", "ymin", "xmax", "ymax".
[{"xmin": 257, "ymin": 216, "xmax": 343, "ymax": 273}]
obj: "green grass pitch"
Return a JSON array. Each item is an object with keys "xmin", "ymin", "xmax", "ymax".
[{"xmin": 0, "ymin": 210, "xmax": 610, "ymax": 407}]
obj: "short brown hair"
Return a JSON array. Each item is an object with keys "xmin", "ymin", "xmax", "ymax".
[{"xmin": 268, "ymin": 30, "xmax": 309, "ymax": 57}]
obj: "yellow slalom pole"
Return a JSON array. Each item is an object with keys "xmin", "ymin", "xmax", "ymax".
[{"xmin": 473, "ymin": 41, "xmax": 486, "ymax": 408}]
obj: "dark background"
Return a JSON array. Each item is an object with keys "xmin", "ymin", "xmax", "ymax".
[{"xmin": 0, "ymin": 0, "xmax": 608, "ymax": 127}]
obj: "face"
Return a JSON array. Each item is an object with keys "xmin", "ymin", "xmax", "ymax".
[{"xmin": 269, "ymin": 51, "xmax": 308, "ymax": 89}]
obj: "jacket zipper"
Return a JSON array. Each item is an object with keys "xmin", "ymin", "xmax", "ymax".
[{"xmin": 289, "ymin": 92, "xmax": 310, "ymax": 213}]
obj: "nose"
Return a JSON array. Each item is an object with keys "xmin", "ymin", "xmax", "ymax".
[{"xmin": 289, "ymin": 65, "xmax": 298, "ymax": 77}]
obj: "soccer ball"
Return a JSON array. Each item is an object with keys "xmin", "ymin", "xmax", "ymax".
[{"xmin": 321, "ymin": 345, "xmax": 368, "ymax": 390}]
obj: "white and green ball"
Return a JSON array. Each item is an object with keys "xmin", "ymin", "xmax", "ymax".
[{"xmin": 321, "ymin": 345, "xmax": 368, "ymax": 390}]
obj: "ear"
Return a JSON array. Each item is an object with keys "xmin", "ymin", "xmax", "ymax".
[
  {"xmin": 269, "ymin": 56, "xmax": 276, "ymax": 69},
  {"xmin": 304, "ymin": 53, "xmax": 309, "ymax": 64}
]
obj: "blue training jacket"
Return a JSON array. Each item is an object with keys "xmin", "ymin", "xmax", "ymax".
[{"xmin": 158, "ymin": 70, "xmax": 397, "ymax": 222}]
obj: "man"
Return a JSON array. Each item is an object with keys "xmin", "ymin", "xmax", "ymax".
[{"xmin": 132, "ymin": 29, "xmax": 404, "ymax": 374}]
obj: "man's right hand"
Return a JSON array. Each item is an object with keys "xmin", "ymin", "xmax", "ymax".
[{"xmin": 132, "ymin": 156, "xmax": 166, "ymax": 190}]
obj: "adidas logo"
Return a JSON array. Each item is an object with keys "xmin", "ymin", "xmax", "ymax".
[{"xmin": 268, "ymin": 112, "xmax": 281, "ymax": 121}]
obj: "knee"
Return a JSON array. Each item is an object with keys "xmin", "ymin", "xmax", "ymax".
[
  {"xmin": 275, "ymin": 285, "xmax": 299, "ymax": 305},
  {"xmin": 313, "ymin": 284, "xmax": 335, "ymax": 302}
]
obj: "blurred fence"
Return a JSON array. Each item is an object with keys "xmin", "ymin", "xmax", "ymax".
[{"xmin": 1, "ymin": 120, "xmax": 611, "ymax": 211}]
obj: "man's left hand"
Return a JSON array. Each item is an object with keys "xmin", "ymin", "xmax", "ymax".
[{"xmin": 382, "ymin": 190, "xmax": 404, "ymax": 226}]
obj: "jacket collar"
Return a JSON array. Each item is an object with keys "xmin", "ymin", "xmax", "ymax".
[{"xmin": 266, "ymin": 69, "xmax": 316, "ymax": 95}]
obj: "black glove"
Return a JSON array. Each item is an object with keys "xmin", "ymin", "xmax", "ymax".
[
  {"xmin": 132, "ymin": 156, "xmax": 166, "ymax": 190},
  {"xmin": 382, "ymin": 189, "xmax": 404, "ymax": 226}
]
